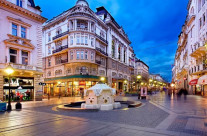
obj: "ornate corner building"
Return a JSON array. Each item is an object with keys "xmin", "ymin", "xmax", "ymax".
[
  {"xmin": 172, "ymin": 0, "xmax": 207, "ymax": 96},
  {"xmin": 0, "ymin": 0, "xmax": 47, "ymax": 101},
  {"xmin": 42, "ymin": 0, "xmax": 137, "ymax": 97}
]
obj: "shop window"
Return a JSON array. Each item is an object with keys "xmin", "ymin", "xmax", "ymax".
[
  {"xmin": 10, "ymin": 48, "xmax": 17, "ymax": 63},
  {"xmin": 22, "ymin": 51, "xmax": 29, "ymax": 65},
  {"xmin": 12, "ymin": 23, "xmax": 17, "ymax": 36},
  {"xmin": 21, "ymin": 26, "xmax": 26, "ymax": 38}
]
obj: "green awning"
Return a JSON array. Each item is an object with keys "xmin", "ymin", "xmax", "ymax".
[{"xmin": 45, "ymin": 75, "xmax": 101, "ymax": 82}]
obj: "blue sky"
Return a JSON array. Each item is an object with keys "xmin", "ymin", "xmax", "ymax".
[{"xmin": 35, "ymin": 0, "xmax": 188, "ymax": 82}]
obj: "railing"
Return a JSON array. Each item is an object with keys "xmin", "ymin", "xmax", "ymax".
[
  {"xmin": 95, "ymin": 47, "xmax": 108, "ymax": 56},
  {"xmin": 52, "ymin": 45, "xmax": 68, "ymax": 54},
  {"xmin": 76, "ymin": 27, "xmax": 88, "ymax": 31},
  {"xmin": 191, "ymin": 42, "xmax": 205, "ymax": 53},
  {"xmin": 95, "ymin": 34, "xmax": 108, "ymax": 44},
  {"xmin": 53, "ymin": 30, "xmax": 69, "ymax": 40},
  {"xmin": 189, "ymin": 63, "xmax": 207, "ymax": 74},
  {"xmin": 61, "ymin": 59, "xmax": 68, "ymax": 63}
]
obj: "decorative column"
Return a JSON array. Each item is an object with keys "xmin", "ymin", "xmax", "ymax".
[{"xmin": 74, "ymin": 20, "xmax": 77, "ymax": 30}]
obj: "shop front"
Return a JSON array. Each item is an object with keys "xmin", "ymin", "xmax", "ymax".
[
  {"xmin": 189, "ymin": 79, "xmax": 199, "ymax": 95},
  {"xmin": 198, "ymin": 75, "xmax": 207, "ymax": 96},
  {"xmin": 44, "ymin": 75, "xmax": 102, "ymax": 97},
  {"xmin": 3, "ymin": 77, "xmax": 34, "ymax": 101}
]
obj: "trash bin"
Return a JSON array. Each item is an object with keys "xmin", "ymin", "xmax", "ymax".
[{"xmin": 0, "ymin": 102, "xmax": 7, "ymax": 112}]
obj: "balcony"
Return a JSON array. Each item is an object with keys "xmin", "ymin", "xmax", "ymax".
[
  {"xmin": 190, "ymin": 42, "xmax": 206, "ymax": 58},
  {"xmin": 52, "ymin": 45, "xmax": 68, "ymax": 54},
  {"xmin": 61, "ymin": 59, "xmax": 68, "ymax": 64},
  {"xmin": 53, "ymin": 30, "xmax": 69, "ymax": 41},
  {"xmin": 95, "ymin": 34, "xmax": 108, "ymax": 44},
  {"xmin": 95, "ymin": 47, "xmax": 108, "ymax": 56}
]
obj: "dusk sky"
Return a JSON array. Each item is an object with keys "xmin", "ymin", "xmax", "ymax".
[{"xmin": 35, "ymin": 0, "xmax": 188, "ymax": 82}]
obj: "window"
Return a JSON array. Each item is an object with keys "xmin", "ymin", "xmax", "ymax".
[
  {"xmin": 12, "ymin": 24, "xmax": 17, "ymax": 36},
  {"xmin": 10, "ymin": 49, "xmax": 17, "ymax": 63},
  {"xmin": 81, "ymin": 36, "xmax": 84, "ymax": 44},
  {"xmin": 16, "ymin": 0, "xmax": 23, "ymax": 7},
  {"xmin": 124, "ymin": 49, "xmax": 126, "ymax": 63},
  {"xmin": 48, "ymin": 58, "xmax": 51, "ymax": 67},
  {"xmin": 85, "ymin": 51, "xmax": 88, "ymax": 60},
  {"xmin": 21, "ymin": 26, "xmax": 26, "ymax": 38},
  {"xmin": 91, "ymin": 38, "xmax": 94, "ymax": 47},
  {"xmin": 55, "ymin": 70, "xmax": 62, "ymax": 76},
  {"xmin": 118, "ymin": 45, "xmax": 121, "ymax": 61},
  {"xmin": 55, "ymin": 40, "xmax": 62, "ymax": 49},
  {"xmin": 200, "ymin": 18, "xmax": 202, "ymax": 29},
  {"xmin": 81, "ymin": 51, "xmax": 84, "ymax": 59},
  {"xmin": 48, "ymin": 44, "xmax": 51, "ymax": 55},
  {"xmin": 112, "ymin": 40, "xmax": 115, "ymax": 58},
  {"xmin": 56, "ymin": 28, "xmax": 62, "ymax": 35},
  {"xmin": 85, "ymin": 36, "xmax": 88, "ymax": 45},
  {"xmin": 77, "ymin": 36, "xmax": 80, "ymax": 44},
  {"xmin": 70, "ymin": 36, "xmax": 73, "ymax": 45},
  {"xmin": 203, "ymin": 13, "xmax": 206, "ymax": 25},
  {"xmin": 91, "ymin": 52, "xmax": 94, "ymax": 61},
  {"xmin": 48, "ymin": 71, "xmax": 51, "ymax": 77},
  {"xmin": 67, "ymin": 68, "xmax": 71, "ymax": 74},
  {"xmin": 101, "ymin": 57, "xmax": 105, "ymax": 65},
  {"xmin": 76, "ymin": 51, "xmax": 80, "ymax": 60},
  {"xmin": 55, "ymin": 55, "xmax": 61, "ymax": 65},
  {"xmin": 48, "ymin": 33, "xmax": 51, "ymax": 42},
  {"xmin": 22, "ymin": 51, "xmax": 29, "ymax": 65},
  {"xmin": 70, "ymin": 51, "xmax": 73, "ymax": 60}
]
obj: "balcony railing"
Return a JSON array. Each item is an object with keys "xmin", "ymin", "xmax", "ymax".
[
  {"xmin": 95, "ymin": 47, "xmax": 108, "ymax": 56},
  {"xmin": 53, "ymin": 30, "xmax": 69, "ymax": 40},
  {"xmin": 95, "ymin": 34, "xmax": 108, "ymax": 44},
  {"xmin": 61, "ymin": 59, "xmax": 68, "ymax": 63},
  {"xmin": 189, "ymin": 63, "xmax": 207, "ymax": 74},
  {"xmin": 52, "ymin": 45, "xmax": 68, "ymax": 54},
  {"xmin": 76, "ymin": 27, "xmax": 88, "ymax": 31}
]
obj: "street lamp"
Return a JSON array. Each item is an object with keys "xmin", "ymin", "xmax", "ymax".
[
  {"xmin": 5, "ymin": 64, "xmax": 14, "ymax": 111},
  {"xmin": 100, "ymin": 77, "xmax": 105, "ymax": 83},
  {"xmin": 137, "ymin": 75, "xmax": 142, "ymax": 99}
]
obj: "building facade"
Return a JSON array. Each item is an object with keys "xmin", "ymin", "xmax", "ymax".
[
  {"xmin": 0, "ymin": 0, "xmax": 46, "ymax": 101},
  {"xmin": 42, "ymin": 0, "xmax": 136, "ymax": 97},
  {"xmin": 172, "ymin": 0, "xmax": 207, "ymax": 96}
]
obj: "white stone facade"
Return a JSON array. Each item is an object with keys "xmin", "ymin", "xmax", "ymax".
[
  {"xmin": 42, "ymin": 0, "xmax": 136, "ymax": 97},
  {"xmin": 172, "ymin": 0, "xmax": 207, "ymax": 95}
]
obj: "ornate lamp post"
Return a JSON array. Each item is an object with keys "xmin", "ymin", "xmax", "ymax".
[
  {"xmin": 137, "ymin": 75, "xmax": 142, "ymax": 99},
  {"xmin": 5, "ymin": 64, "xmax": 14, "ymax": 111}
]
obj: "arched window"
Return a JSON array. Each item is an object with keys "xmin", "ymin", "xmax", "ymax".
[
  {"xmin": 80, "ymin": 66, "xmax": 89, "ymax": 74},
  {"xmin": 55, "ymin": 70, "xmax": 62, "ymax": 76}
]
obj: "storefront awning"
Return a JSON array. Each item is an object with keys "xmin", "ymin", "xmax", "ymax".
[
  {"xmin": 45, "ymin": 75, "xmax": 101, "ymax": 82},
  {"xmin": 198, "ymin": 75, "xmax": 207, "ymax": 85},
  {"xmin": 189, "ymin": 79, "xmax": 198, "ymax": 85}
]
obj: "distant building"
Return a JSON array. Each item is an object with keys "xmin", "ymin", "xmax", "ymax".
[
  {"xmin": 42, "ymin": 0, "xmax": 135, "ymax": 97},
  {"xmin": 0, "ymin": 0, "xmax": 46, "ymax": 101}
]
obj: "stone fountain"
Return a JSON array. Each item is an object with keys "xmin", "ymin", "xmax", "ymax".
[{"xmin": 81, "ymin": 83, "xmax": 121, "ymax": 110}]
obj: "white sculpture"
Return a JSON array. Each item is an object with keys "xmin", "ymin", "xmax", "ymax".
[{"xmin": 81, "ymin": 83, "xmax": 121, "ymax": 110}]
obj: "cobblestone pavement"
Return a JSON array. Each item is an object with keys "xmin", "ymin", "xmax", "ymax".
[
  {"xmin": 149, "ymin": 91, "xmax": 207, "ymax": 136},
  {"xmin": 0, "ymin": 94, "xmax": 206, "ymax": 136}
]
